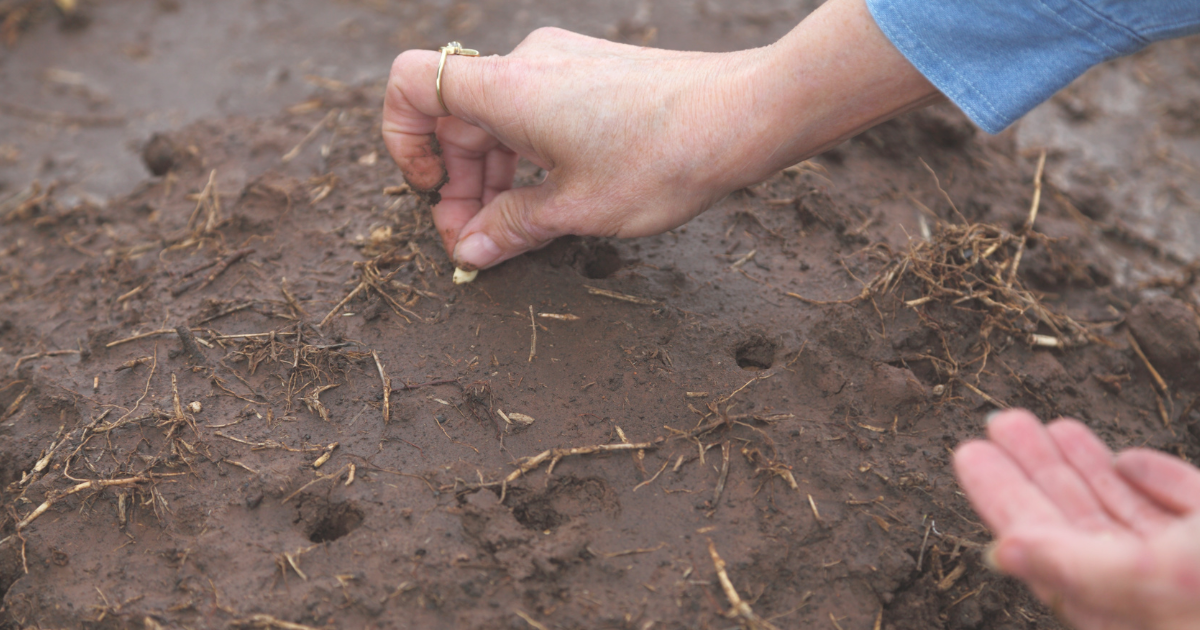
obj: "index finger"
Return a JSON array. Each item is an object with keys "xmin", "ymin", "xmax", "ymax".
[
  {"xmin": 382, "ymin": 49, "xmax": 452, "ymax": 198},
  {"xmin": 987, "ymin": 410, "xmax": 1117, "ymax": 531},
  {"xmin": 953, "ymin": 439, "xmax": 1068, "ymax": 534},
  {"xmin": 429, "ymin": 116, "xmax": 516, "ymax": 257},
  {"xmin": 1047, "ymin": 419, "xmax": 1173, "ymax": 533}
]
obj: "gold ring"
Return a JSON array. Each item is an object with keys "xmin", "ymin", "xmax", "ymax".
[{"xmin": 436, "ymin": 41, "xmax": 479, "ymax": 116}]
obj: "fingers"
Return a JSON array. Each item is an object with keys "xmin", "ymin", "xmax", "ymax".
[
  {"xmin": 428, "ymin": 117, "xmax": 517, "ymax": 253},
  {"xmin": 382, "ymin": 49, "xmax": 500, "ymax": 196},
  {"xmin": 991, "ymin": 529, "xmax": 1145, "ymax": 628},
  {"xmin": 958, "ymin": 411, "xmax": 1200, "ymax": 629},
  {"xmin": 384, "ymin": 51, "xmax": 528, "ymax": 257},
  {"xmin": 987, "ymin": 410, "xmax": 1118, "ymax": 531},
  {"xmin": 1047, "ymin": 419, "xmax": 1175, "ymax": 534},
  {"xmin": 382, "ymin": 50, "xmax": 450, "ymax": 193},
  {"xmin": 482, "ymin": 145, "xmax": 519, "ymax": 207},
  {"xmin": 429, "ymin": 143, "xmax": 519, "ymax": 255},
  {"xmin": 453, "ymin": 185, "xmax": 560, "ymax": 270},
  {"xmin": 1116, "ymin": 448, "xmax": 1200, "ymax": 515},
  {"xmin": 953, "ymin": 439, "xmax": 1067, "ymax": 535},
  {"xmin": 429, "ymin": 145, "xmax": 518, "ymax": 255},
  {"xmin": 994, "ymin": 518, "xmax": 1200, "ymax": 630}
]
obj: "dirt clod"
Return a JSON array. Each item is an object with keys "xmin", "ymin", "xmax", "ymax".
[
  {"xmin": 1128, "ymin": 295, "xmax": 1200, "ymax": 379},
  {"xmin": 141, "ymin": 132, "xmax": 177, "ymax": 176}
]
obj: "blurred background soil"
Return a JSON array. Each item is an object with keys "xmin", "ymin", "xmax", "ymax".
[{"xmin": 1, "ymin": 1, "xmax": 1198, "ymax": 629}]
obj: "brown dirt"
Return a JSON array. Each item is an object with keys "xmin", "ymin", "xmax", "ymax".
[{"xmin": 2, "ymin": 5, "xmax": 1200, "ymax": 630}]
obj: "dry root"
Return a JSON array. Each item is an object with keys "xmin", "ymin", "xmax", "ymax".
[
  {"xmin": 791, "ymin": 221, "xmax": 1093, "ymax": 349},
  {"xmin": 708, "ymin": 540, "xmax": 781, "ymax": 630}
]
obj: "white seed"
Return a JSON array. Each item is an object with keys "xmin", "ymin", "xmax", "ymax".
[
  {"xmin": 507, "ymin": 412, "xmax": 535, "ymax": 426},
  {"xmin": 188, "ymin": 401, "xmax": 202, "ymax": 413},
  {"xmin": 453, "ymin": 267, "xmax": 479, "ymax": 284},
  {"xmin": 1030, "ymin": 334, "xmax": 1063, "ymax": 348},
  {"xmin": 497, "ymin": 409, "xmax": 535, "ymax": 426}
]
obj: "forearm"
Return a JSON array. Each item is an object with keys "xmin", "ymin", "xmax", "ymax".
[{"xmin": 736, "ymin": 0, "xmax": 940, "ymax": 177}]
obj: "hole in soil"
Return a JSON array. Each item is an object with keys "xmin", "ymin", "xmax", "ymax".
[
  {"xmin": 0, "ymin": 437, "xmax": 32, "ymax": 489},
  {"xmin": 0, "ymin": 540, "xmax": 21, "ymax": 606},
  {"xmin": 510, "ymin": 494, "xmax": 566, "ymax": 531},
  {"xmin": 579, "ymin": 242, "xmax": 623, "ymax": 279},
  {"xmin": 734, "ymin": 335, "xmax": 778, "ymax": 370},
  {"xmin": 306, "ymin": 502, "xmax": 364, "ymax": 543},
  {"xmin": 504, "ymin": 476, "xmax": 618, "ymax": 531}
]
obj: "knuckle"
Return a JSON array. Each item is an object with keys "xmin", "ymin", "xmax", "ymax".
[
  {"xmin": 529, "ymin": 26, "xmax": 563, "ymax": 40},
  {"xmin": 497, "ymin": 207, "xmax": 541, "ymax": 247},
  {"xmin": 451, "ymin": 56, "xmax": 500, "ymax": 119},
  {"xmin": 390, "ymin": 49, "xmax": 428, "ymax": 83},
  {"xmin": 497, "ymin": 196, "xmax": 554, "ymax": 247},
  {"xmin": 521, "ymin": 26, "xmax": 565, "ymax": 48},
  {"xmin": 534, "ymin": 196, "xmax": 593, "ymax": 239}
]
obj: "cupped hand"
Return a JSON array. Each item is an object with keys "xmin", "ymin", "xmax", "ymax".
[{"xmin": 954, "ymin": 409, "xmax": 1200, "ymax": 630}]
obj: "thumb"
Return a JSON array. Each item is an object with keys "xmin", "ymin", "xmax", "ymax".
[
  {"xmin": 1116, "ymin": 448, "xmax": 1200, "ymax": 514},
  {"xmin": 991, "ymin": 530, "xmax": 1149, "ymax": 620},
  {"xmin": 452, "ymin": 185, "xmax": 559, "ymax": 270}
]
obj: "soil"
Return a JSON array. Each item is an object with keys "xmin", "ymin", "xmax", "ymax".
[{"xmin": 2, "ymin": 2, "xmax": 1200, "ymax": 630}]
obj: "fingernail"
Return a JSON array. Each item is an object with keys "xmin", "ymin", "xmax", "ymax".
[
  {"xmin": 982, "ymin": 542, "xmax": 1001, "ymax": 571},
  {"xmin": 454, "ymin": 232, "xmax": 502, "ymax": 270},
  {"xmin": 984, "ymin": 410, "xmax": 1004, "ymax": 425},
  {"xmin": 991, "ymin": 540, "xmax": 1028, "ymax": 576}
]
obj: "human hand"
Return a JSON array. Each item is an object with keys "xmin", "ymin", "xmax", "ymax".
[
  {"xmin": 382, "ymin": 31, "xmax": 766, "ymax": 270},
  {"xmin": 381, "ymin": 0, "xmax": 938, "ymax": 271},
  {"xmin": 954, "ymin": 409, "xmax": 1200, "ymax": 630}
]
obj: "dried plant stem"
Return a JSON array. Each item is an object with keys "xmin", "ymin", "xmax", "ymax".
[
  {"xmin": 708, "ymin": 540, "xmax": 781, "ymax": 630},
  {"xmin": 373, "ymin": 351, "xmax": 392, "ymax": 424},
  {"xmin": 320, "ymin": 259, "xmax": 430, "ymax": 328},
  {"xmin": 1, "ymin": 476, "xmax": 151, "ymax": 545},
  {"xmin": 504, "ymin": 442, "xmax": 656, "ymax": 485},
  {"xmin": 282, "ymin": 109, "xmax": 338, "ymax": 163},
  {"xmin": 106, "ymin": 329, "xmax": 177, "ymax": 348},
  {"xmin": 1126, "ymin": 329, "xmax": 1169, "ymax": 395},
  {"xmin": 527, "ymin": 305, "xmax": 537, "ymax": 362},
  {"xmin": 1008, "ymin": 150, "xmax": 1046, "ymax": 287},
  {"xmin": 233, "ymin": 613, "xmax": 323, "ymax": 630},
  {"xmin": 918, "ymin": 157, "xmax": 966, "ymax": 224},
  {"xmin": 281, "ymin": 465, "xmax": 350, "ymax": 504},
  {"xmin": 583, "ymin": 285, "xmax": 659, "ymax": 305}
]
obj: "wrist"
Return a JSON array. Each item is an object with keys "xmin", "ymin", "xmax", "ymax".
[{"xmin": 735, "ymin": 0, "xmax": 939, "ymax": 176}]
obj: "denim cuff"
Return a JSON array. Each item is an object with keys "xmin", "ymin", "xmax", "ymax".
[{"xmin": 867, "ymin": 0, "xmax": 1200, "ymax": 133}]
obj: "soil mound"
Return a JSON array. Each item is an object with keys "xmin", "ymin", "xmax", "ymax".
[{"xmin": 0, "ymin": 85, "xmax": 1195, "ymax": 629}]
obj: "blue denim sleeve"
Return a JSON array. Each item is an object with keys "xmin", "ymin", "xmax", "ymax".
[{"xmin": 866, "ymin": 0, "xmax": 1200, "ymax": 133}]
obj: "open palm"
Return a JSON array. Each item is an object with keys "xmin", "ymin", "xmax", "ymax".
[{"xmin": 954, "ymin": 410, "xmax": 1200, "ymax": 630}]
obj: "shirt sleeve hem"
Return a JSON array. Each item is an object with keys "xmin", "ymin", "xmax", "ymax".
[
  {"xmin": 865, "ymin": 0, "xmax": 1154, "ymax": 134},
  {"xmin": 866, "ymin": 0, "xmax": 1011, "ymax": 133}
]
